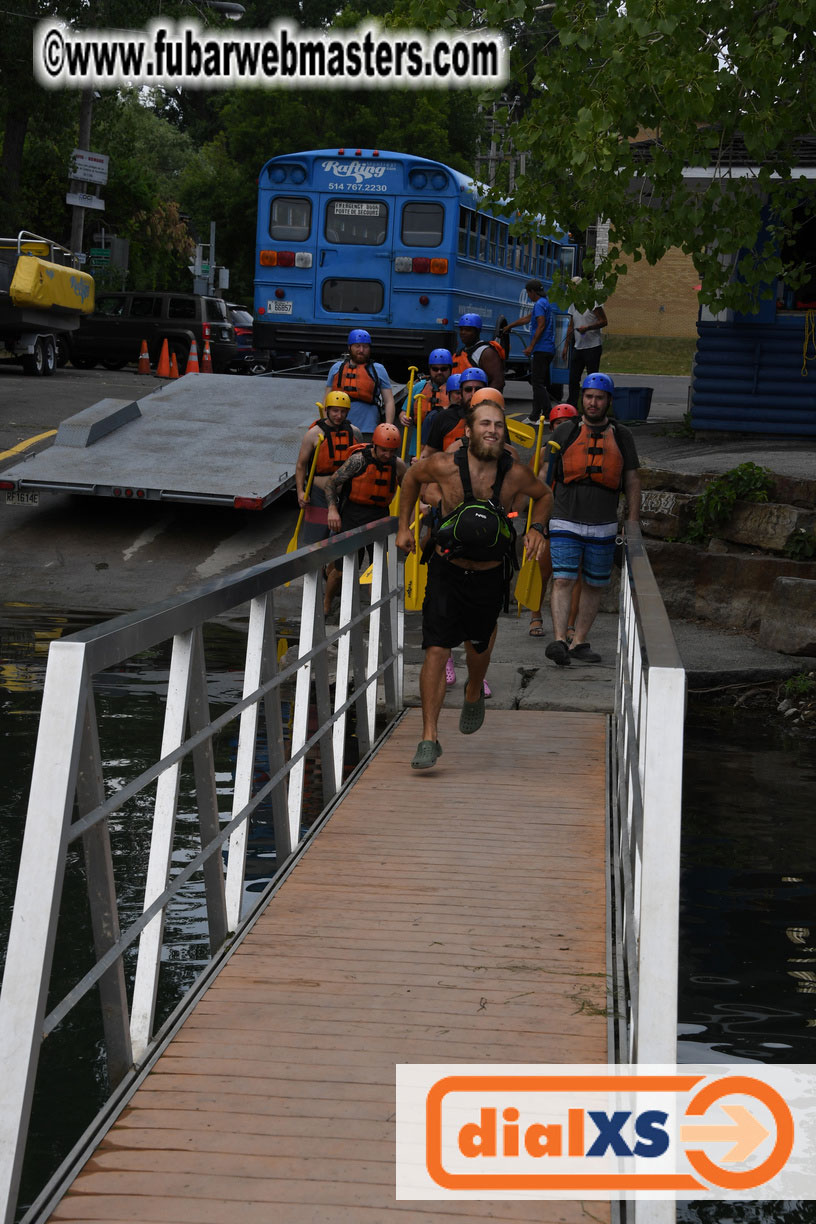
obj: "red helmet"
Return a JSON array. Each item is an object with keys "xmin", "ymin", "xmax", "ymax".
[
  {"xmin": 372, "ymin": 422, "xmax": 401, "ymax": 450},
  {"xmin": 549, "ymin": 403, "xmax": 579, "ymax": 423}
]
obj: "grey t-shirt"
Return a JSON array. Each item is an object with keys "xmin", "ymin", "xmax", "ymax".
[{"xmin": 551, "ymin": 419, "xmax": 639, "ymax": 524}]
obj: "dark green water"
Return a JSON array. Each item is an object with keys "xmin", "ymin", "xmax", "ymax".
[{"xmin": 2, "ymin": 610, "xmax": 815, "ymax": 1221}]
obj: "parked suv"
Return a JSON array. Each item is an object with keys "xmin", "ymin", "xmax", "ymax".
[{"xmin": 69, "ymin": 291, "xmax": 238, "ymax": 373}]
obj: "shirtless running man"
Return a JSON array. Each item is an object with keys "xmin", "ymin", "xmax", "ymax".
[{"xmin": 397, "ymin": 397, "xmax": 552, "ymax": 770}]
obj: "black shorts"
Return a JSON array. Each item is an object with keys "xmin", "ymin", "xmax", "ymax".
[{"xmin": 421, "ymin": 552, "xmax": 505, "ymax": 653}]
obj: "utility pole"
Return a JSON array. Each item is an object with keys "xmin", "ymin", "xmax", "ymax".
[{"xmin": 69, "ymin": 89, "xmax": 94, "ymax": 256}]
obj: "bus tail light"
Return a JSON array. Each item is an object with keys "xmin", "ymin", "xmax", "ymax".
[
  {"xmin": 260, "ymin": 250, "xmax": 277, "ymax": 266},
  {"xmin": 412, "ymin": 257, "xmax": 430, "ymax": 273},
  {"xmin": 275, "ymin": 289, "xmax": 286, "ymax": 299},
  {"xmin": 294, "ymin": 253, "xmax": 312, "ymax": 268},
  {"xmin": 395, "ymin": 257, "xmax": 412, "ymax": 272},
  {"xmin": 430, "ymin": 258, "xmax": 448, "ymax": 274},
  {"xmin": 276, "ymin": 252, "xmax": 295, "ymax": 267},
  {"xmin": 419, "ymin": 295, "xmax": 429, "ymax": 306}
]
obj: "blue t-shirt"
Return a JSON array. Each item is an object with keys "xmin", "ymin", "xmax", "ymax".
[
  {"xmin": 326, "ymin": 360, "xmax": 392, "ymax": 434},
  {"xmin": 530, "ymin": 297, "xmax": 555, "ymax": 353}
]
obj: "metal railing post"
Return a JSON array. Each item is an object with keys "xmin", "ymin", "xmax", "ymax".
[
  {"xmin": 76, "ymin": 688, "xmax": 133, "ymax": 1087},
  {"xmin": 0, "ymin": 641, "xmax": 89, "ymax": 1224},
  {"xmin": 130, "ymin": 629, "xmax": 196, "ymax": 1064}
]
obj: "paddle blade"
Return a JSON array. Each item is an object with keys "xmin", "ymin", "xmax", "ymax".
[
  {"xmin": 505, "ymin": 417, "xmax": 536, "ymax": 447},
  {"xmin": 403, "ymin": 552, "xmax": 427, "ymax": 610},
  {"xmin": 359, "ymin": 563, "xmax": 373, "ymax": 585},
  {"xmin": 514, "ymin": 557, "xmax": 543, "ymax": 613}
]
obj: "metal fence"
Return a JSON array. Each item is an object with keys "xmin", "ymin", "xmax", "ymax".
[
  {"xmin": 0, "ymin": 521, "xmax": 403, "ymax": 1224},
  {"xmin": 612, "ymin": 523, "xmax": 686, "ymax": 1065},
  {"xmin": 611, "ymin": 524, "xmax": 686, "ymax": 1224}
]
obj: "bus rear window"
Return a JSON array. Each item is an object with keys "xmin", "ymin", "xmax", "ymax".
[
  {"xmin": 325, "ymin": 200, "xmax": 388, "ymax": 246},
  {"xmin": 269, "ymin": 197, "xmax": 311, "ymax": 242},
  {"xmin": 321, "ymin": 279, "xmax": 384, "ymax": 313},
  {"xmin": 401, "ymin": 202, "xmax": 444, "ymax": 248}
]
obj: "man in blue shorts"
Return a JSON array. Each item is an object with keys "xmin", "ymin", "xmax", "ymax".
[{"xmin": 544, "ymin": 373, "xmax": 641, "ymax": 665}]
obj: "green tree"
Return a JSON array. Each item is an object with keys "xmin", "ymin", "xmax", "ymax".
[{"xmin": 397, "ymin": 0, "xmax": 816, "ymax": 312}]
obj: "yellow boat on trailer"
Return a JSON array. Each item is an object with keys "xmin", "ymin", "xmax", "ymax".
[{"xmin": 0, "ymin": 231, "xmax": 94, "ymax": 375}]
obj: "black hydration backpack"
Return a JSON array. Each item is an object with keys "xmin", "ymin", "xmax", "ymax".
[{"xmin": 423, "ymin": 444, "xmax": 518, "ymax": 610}]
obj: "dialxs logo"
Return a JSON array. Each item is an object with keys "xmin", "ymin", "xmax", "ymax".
[{"xmin": 395, "ymin": 1064, "xmax": 816, "ymax": 1201}]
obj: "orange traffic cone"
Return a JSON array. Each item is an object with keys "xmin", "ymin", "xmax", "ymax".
[
  {"xmin": 201, "ymin": 339, "xmax": 213, "ymax": 373},
  {"xmin": 138, "ymin": 339, "xmax": 151, "ymax": 374},
  {"xmin": 169, "ymin": 352, "xmax": 180, "ymax": 379},
  {"xmin": 184, "ymin": 339, "xmax": 200, "ymax": 375},
  {"xmin": 156, "ymin": 338, "xmax": 171, "ymax": 378}
]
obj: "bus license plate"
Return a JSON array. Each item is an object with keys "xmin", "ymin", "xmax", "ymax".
[
  {"xmin": 4, "ymin": 491, "xmax": 39, "ymax": 506},
  {"xmin": 268, "ymin": 300, "xmax": 293, "ymax": 314}
]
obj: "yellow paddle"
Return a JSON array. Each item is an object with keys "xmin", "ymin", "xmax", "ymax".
[
  {"xmin": 514, "ymin": 419, "xmax": 548, "ymax": 613},
  {"xmin": 403, "ymin": 409, "xmax": 427, "ymax": 611},
  {"xmin": 505, "ymin": 417, "xmax": 536, "ymax": 448},
  {"xmin": 389, "ymin": 364, "xmax": 419, "ymax": 517},
  {"xmin": 284, "ymin": 404, "xmax": 325, "ymax": 584}
]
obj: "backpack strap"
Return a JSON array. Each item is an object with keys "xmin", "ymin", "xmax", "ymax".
[{"xmin": 453, "ymin": 440, "xmax": 513, "ymax": 505}]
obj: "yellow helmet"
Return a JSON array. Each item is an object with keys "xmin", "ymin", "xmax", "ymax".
[{"xmin": 324, "ymin": 391, "xmax": 351, "ymax": 412}]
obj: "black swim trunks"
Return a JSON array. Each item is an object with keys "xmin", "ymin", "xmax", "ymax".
[{"xmin": 421, "ymin": 552, "xmax": 505, "ymax": 653}]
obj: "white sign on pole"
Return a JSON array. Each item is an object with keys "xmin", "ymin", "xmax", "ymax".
[
  {"xmin": 69, "ymin": 149, "xmax": 109, "ymax": 186},
  {"xmin": 66, "ymin": 191, "xmax": 105, "ymax": 212}
]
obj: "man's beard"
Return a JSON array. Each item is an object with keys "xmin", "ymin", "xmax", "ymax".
[{"xmin": 470, "ymin": 435, "xmax": 505, "ymax": 460}]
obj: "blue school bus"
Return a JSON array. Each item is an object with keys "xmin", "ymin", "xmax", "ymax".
[{"xmin": 253, "ymin": 147, "xmax": 576, "ymax": 379}]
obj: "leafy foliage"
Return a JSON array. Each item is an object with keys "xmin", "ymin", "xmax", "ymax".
[
  {"xmin": 784, "ymin": 528, "xmax": 816, "ymax": 560},
  {"xmin": 684, "ymin": 462, "xmax": 775, "ymax": 545},
  {"xmin": 397, "ymin": 0, "xmax": 816, "ymax": 312}
]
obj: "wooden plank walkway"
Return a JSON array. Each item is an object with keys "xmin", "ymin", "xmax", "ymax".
[{"xmin": 49, "ymin": 708, "xmax": 611, "ymax": 1224}]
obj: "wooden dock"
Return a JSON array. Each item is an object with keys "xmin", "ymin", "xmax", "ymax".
[{"xmin": 49, "ymin": 708, "xmax": 610, "ymax": 1224}]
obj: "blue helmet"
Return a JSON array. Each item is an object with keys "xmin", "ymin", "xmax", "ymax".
[
  {"xmin": 459, "ymin": 367, "xmax": 488, "ymax": 386},
  {"xmin": 429, "ymin": 347, "xmax": 453, "ymax": 367},
  {"xmin": 446, "ymin": 373, "xmax": 462, "ymax": 392},
  {"xmin": 348, "ymin": 328, "xmax": 371, "ymax": 345},
  {"xmin": 458, "ymin": 313, "xmax": 482, "ymax": 330},
  {"xmin": 582, "ymin": 372, "xmax": 614, "ymax": 396}
]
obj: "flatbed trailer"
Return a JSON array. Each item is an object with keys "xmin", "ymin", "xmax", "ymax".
[{"xmin": 0, "ymin": 374, "xmax": 328, "ymax": 510}]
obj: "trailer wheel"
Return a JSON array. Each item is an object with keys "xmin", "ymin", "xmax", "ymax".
[
  {"xmin": 21, "ymin": 337, "xmax": 46, "ymax": 376},
  {"xmin": 42, "ymin": 336, "xmax": 57, "ymax": 377}
]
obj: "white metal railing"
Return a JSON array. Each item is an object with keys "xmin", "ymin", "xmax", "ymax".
[
  {"xmin": 613, "ymin": 523, "xmax": 686, "ymax": 1066},
  {"xmin": 0, "ymin": 520, "xmax": 403, "ymax": 1224},
  {"xmin": 612, "ymin": 525, "xmax": 686, "ymax": 1224}
]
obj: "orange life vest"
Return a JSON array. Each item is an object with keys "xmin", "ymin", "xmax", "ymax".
[
  {"xmin": 415, "ymin": 379, "xmax": 450, "ymax": 416},
  {"xmin": 561, "ymin": 422, "xmax": 625, "ymax": 490},
  {"xmin": 346, "ymin": 443, "xmax": 398, "ymax": 507},
  {"xmin": 311, "ymin": 419, "xmax": 357, "ymax": 475},
  {"xmin": 451, "ymin": 339, "xmax": 506, "ymax": 377},
  {"xmin": 331, "ymin": 360, "xmax": 380, "ymax": 405},
  {"xmin": 441, "ymin": 415, "xmax": 468, "ymax": 451}
]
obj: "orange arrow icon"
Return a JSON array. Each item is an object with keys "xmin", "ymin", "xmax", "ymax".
[{"xmin": 681, "ymin": 1104, "xmax": 770, "ymax": 1164}]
